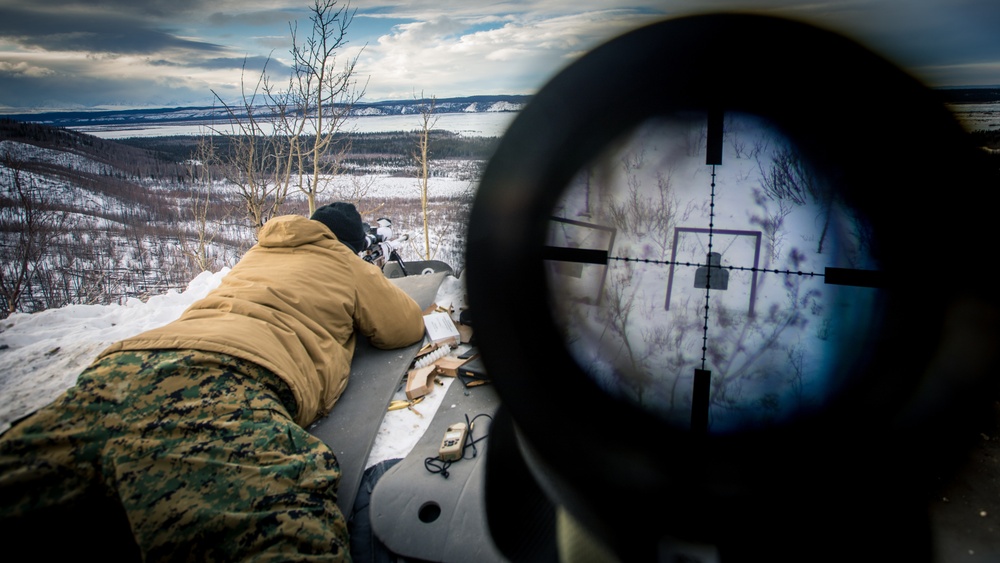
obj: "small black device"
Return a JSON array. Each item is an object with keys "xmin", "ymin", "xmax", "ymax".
[{"xmin": 456, "ymin": 356, "xmax": 489, "ymax": 387}]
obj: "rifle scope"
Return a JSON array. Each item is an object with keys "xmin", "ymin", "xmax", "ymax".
[{"xmin": 468, "ymin": 12, "xmax": 1000, "ymax": 562}]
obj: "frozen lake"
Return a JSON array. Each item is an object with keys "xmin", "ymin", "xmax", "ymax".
[
  {"xmin": 71, "ymin": 111, "xmax": 518, "ymax": 139},
  {"xmin": 62, "ymin": 100, "xmax": 999, "ymax": 140}
]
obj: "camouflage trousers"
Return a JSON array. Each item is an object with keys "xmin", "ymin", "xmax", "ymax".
[{"xmin": 0, "ymin": 349, "xmax": 350, "ymax": 562}]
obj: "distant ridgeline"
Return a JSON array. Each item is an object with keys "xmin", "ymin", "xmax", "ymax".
[
  {"xmin": 938, "ymin": 87, "xmax": 1000, "ymax": 149},
  {"xmin": 3, "ymin": 88, "xmax": 999, "ymax": 134},
  {"xmin": 0, "ymin": 95, "xmax": 531, "ymax": 129},
  {"xmin": 936, "ymin": 86, "xmax": 1000, "ymax": 104}
]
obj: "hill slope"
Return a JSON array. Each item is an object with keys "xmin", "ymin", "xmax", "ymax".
[{"xmin": 0, "ymin": 120, "xmax": 480, "ymax": 316}]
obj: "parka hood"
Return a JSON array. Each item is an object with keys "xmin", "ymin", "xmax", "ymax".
[{"xmin": 258, "ymin": 215, "xmax": 336, "ymax": 248}]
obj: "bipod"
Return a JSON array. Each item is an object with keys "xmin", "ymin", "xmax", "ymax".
[{"xmin": 387, "ymin": 249, "xmax": 409, "ymax": 277}]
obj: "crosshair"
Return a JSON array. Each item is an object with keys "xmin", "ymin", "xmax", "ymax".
[{"xmin": 543, "ymin": 110, "xmax": 886, "ymax": 435}]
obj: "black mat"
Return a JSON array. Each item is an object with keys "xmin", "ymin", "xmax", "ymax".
[
  {"xmin": 308, "ymin": 272, "xmax": 448, "ymax": 516},
  {"xmin": 383, "ymin": 259, "xmax": 454, "ymax": 279},
  {"xmin": 369, "ymin": 379, "xmax": 505, "ymax": 562}
]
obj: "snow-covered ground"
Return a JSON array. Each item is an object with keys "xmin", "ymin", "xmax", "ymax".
[
  {"xmin": 319, "ymin": 172, "xmax": 476, "ymax": 200},
  {"xmin": 0, "ymin": 268, "xmax": 467, "ymax": 469}
]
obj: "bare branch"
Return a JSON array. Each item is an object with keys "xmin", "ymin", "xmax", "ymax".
[
  {"xmin": 210, "ymin": 56, "xmax": 290, "ymax": 237},
  {"xmin": 414, "ymin": 92, "xmax": 439, "ymax": 260},
  {"xmin": 281, "ymin": 0, "xmax": 368, "ymax": 214}
]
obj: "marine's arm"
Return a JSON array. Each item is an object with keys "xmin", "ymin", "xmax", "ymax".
[{"xmin": 353, "ymin": 263, "xmax": 426, "ymax": 349}]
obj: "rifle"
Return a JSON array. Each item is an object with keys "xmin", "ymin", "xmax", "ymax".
[{"xmin": 359, "ymin": 218, "xmax": 410, "ymax": 275}]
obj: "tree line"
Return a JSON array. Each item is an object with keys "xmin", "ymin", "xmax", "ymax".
[
  {"xmin": 117, "ymin": 131, "xmax": 499, "ymax": 174},
  {"xmin": 1, "ymin": 118, "xmax": 192, "ymax": 181}
]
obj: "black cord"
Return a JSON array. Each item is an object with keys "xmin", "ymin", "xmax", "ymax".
[
  {"xmin": 424, "ymin": 412, "xmax": 494, "ymax": 478},
  {"xmin": 463, "ymin": 412, "xmax": 493, "ymax": 459},
  {"xmin": 424, "ymin": 456, "xmax": 454, "ymax": 478}
]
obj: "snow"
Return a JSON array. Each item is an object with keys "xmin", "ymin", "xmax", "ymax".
[
  {"xmin": 0, "ymin": 139, "xmax": 117, "ymax": 176},
  {"xmin": 323, "ymin": 173, "xmax": 475, "ymax": 198},
  {"xmin": 0, "ymin": 268, "xmax": 467, "ymax": 469},
  {"xmin": 485, "ymin": 101, "xmax": 523, "ymax": 112}
]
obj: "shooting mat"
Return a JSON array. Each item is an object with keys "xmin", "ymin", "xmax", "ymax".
[
  {"xmin": 383, "ymin": 259, "xmax": 454, "ymax": 279},
  {"xmin": 308, "ymin": 271, "xmax": 448, "ymax": 516},
  {"xmin": 369, "ymin": 379, "xmax": 504, "ymax": 562}
]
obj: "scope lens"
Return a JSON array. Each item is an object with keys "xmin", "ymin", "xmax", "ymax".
[{"xmin": 545, "ymin": 111, "xmax": 884, "ymax": 434}]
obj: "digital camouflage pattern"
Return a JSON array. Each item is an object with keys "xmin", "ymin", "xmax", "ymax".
[{"xmin": 0, "ymin": 349, "xmax": 350, "ymax": 562}]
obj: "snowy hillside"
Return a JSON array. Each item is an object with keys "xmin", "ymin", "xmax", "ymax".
[{"xmin": 0, "ymin": 120, "xmax": 480, "ymax": 315}]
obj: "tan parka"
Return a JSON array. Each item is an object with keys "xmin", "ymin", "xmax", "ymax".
[{"xmin": 98, "ymin": 215, "xmax": 426, "ymax": 426}]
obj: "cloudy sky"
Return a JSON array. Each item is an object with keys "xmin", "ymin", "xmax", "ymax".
[{"xmin": 1, "ymin": 0, "xmax": 999, "ymax": 112}]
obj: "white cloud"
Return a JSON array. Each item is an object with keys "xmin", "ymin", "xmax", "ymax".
[
  {"xmin": 355, "ymin": 8, "xmax": 652, "ymax": 99},
  {"xmin": 0, "ymin": 60, "xmax": 56, "ymax": 77},
  {"xmin": 1, "ymin": 1, "xmax": 997, "ymax": 109}
]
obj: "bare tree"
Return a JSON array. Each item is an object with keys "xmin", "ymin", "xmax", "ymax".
[
  {"xmin": 608, "ymin": 148, "xmax": 679, "ymax": 261},
  {"xmin": 756, "ymin": 146, "xmax": 811, "ymax": 205},
  {"xmin": 748, "ymin": 187, "xmax": 794, "ymax": 264},
  {"xmin": 414, "ymin": 93, "xmax": 438, "ymax": 259},
  {"xmin": 181, "ymin": 134, "xmax": 224, "ymax": 272},
  {"xmin": 0, "ymin": 153, "xmax": 66, "ymax": 316},
  {"xmin": 756, "ymin": 144, "xmax": 836, "ymax": 253},
  {"xmin": 345, "ymin": 175, "xmax": 381, "ymax": 210},
  {"xmin": 213, "ymin": 58, "xmax": 292, "ymax": 238},
  {"xmin": 270, "ymin": 0, "xmax": 367, "ymax": 215}
]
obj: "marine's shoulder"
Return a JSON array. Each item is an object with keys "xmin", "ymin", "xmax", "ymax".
[{"xmin": 258, "ymin": 215, "xmax": 333, "ymax": 248}]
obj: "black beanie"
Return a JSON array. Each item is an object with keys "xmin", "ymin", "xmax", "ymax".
[{"xmin": 311, "ymin": 202, "xmax": 368, "ymax": 253}]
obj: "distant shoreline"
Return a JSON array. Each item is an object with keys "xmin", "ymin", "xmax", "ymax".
[
  {"xmin": 66, "ymin": 112, "xmax": 518, "ymax": 140},
  {"xmin": 0, "ymin": 94, "xmax": 530, "ymax": 128}
]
